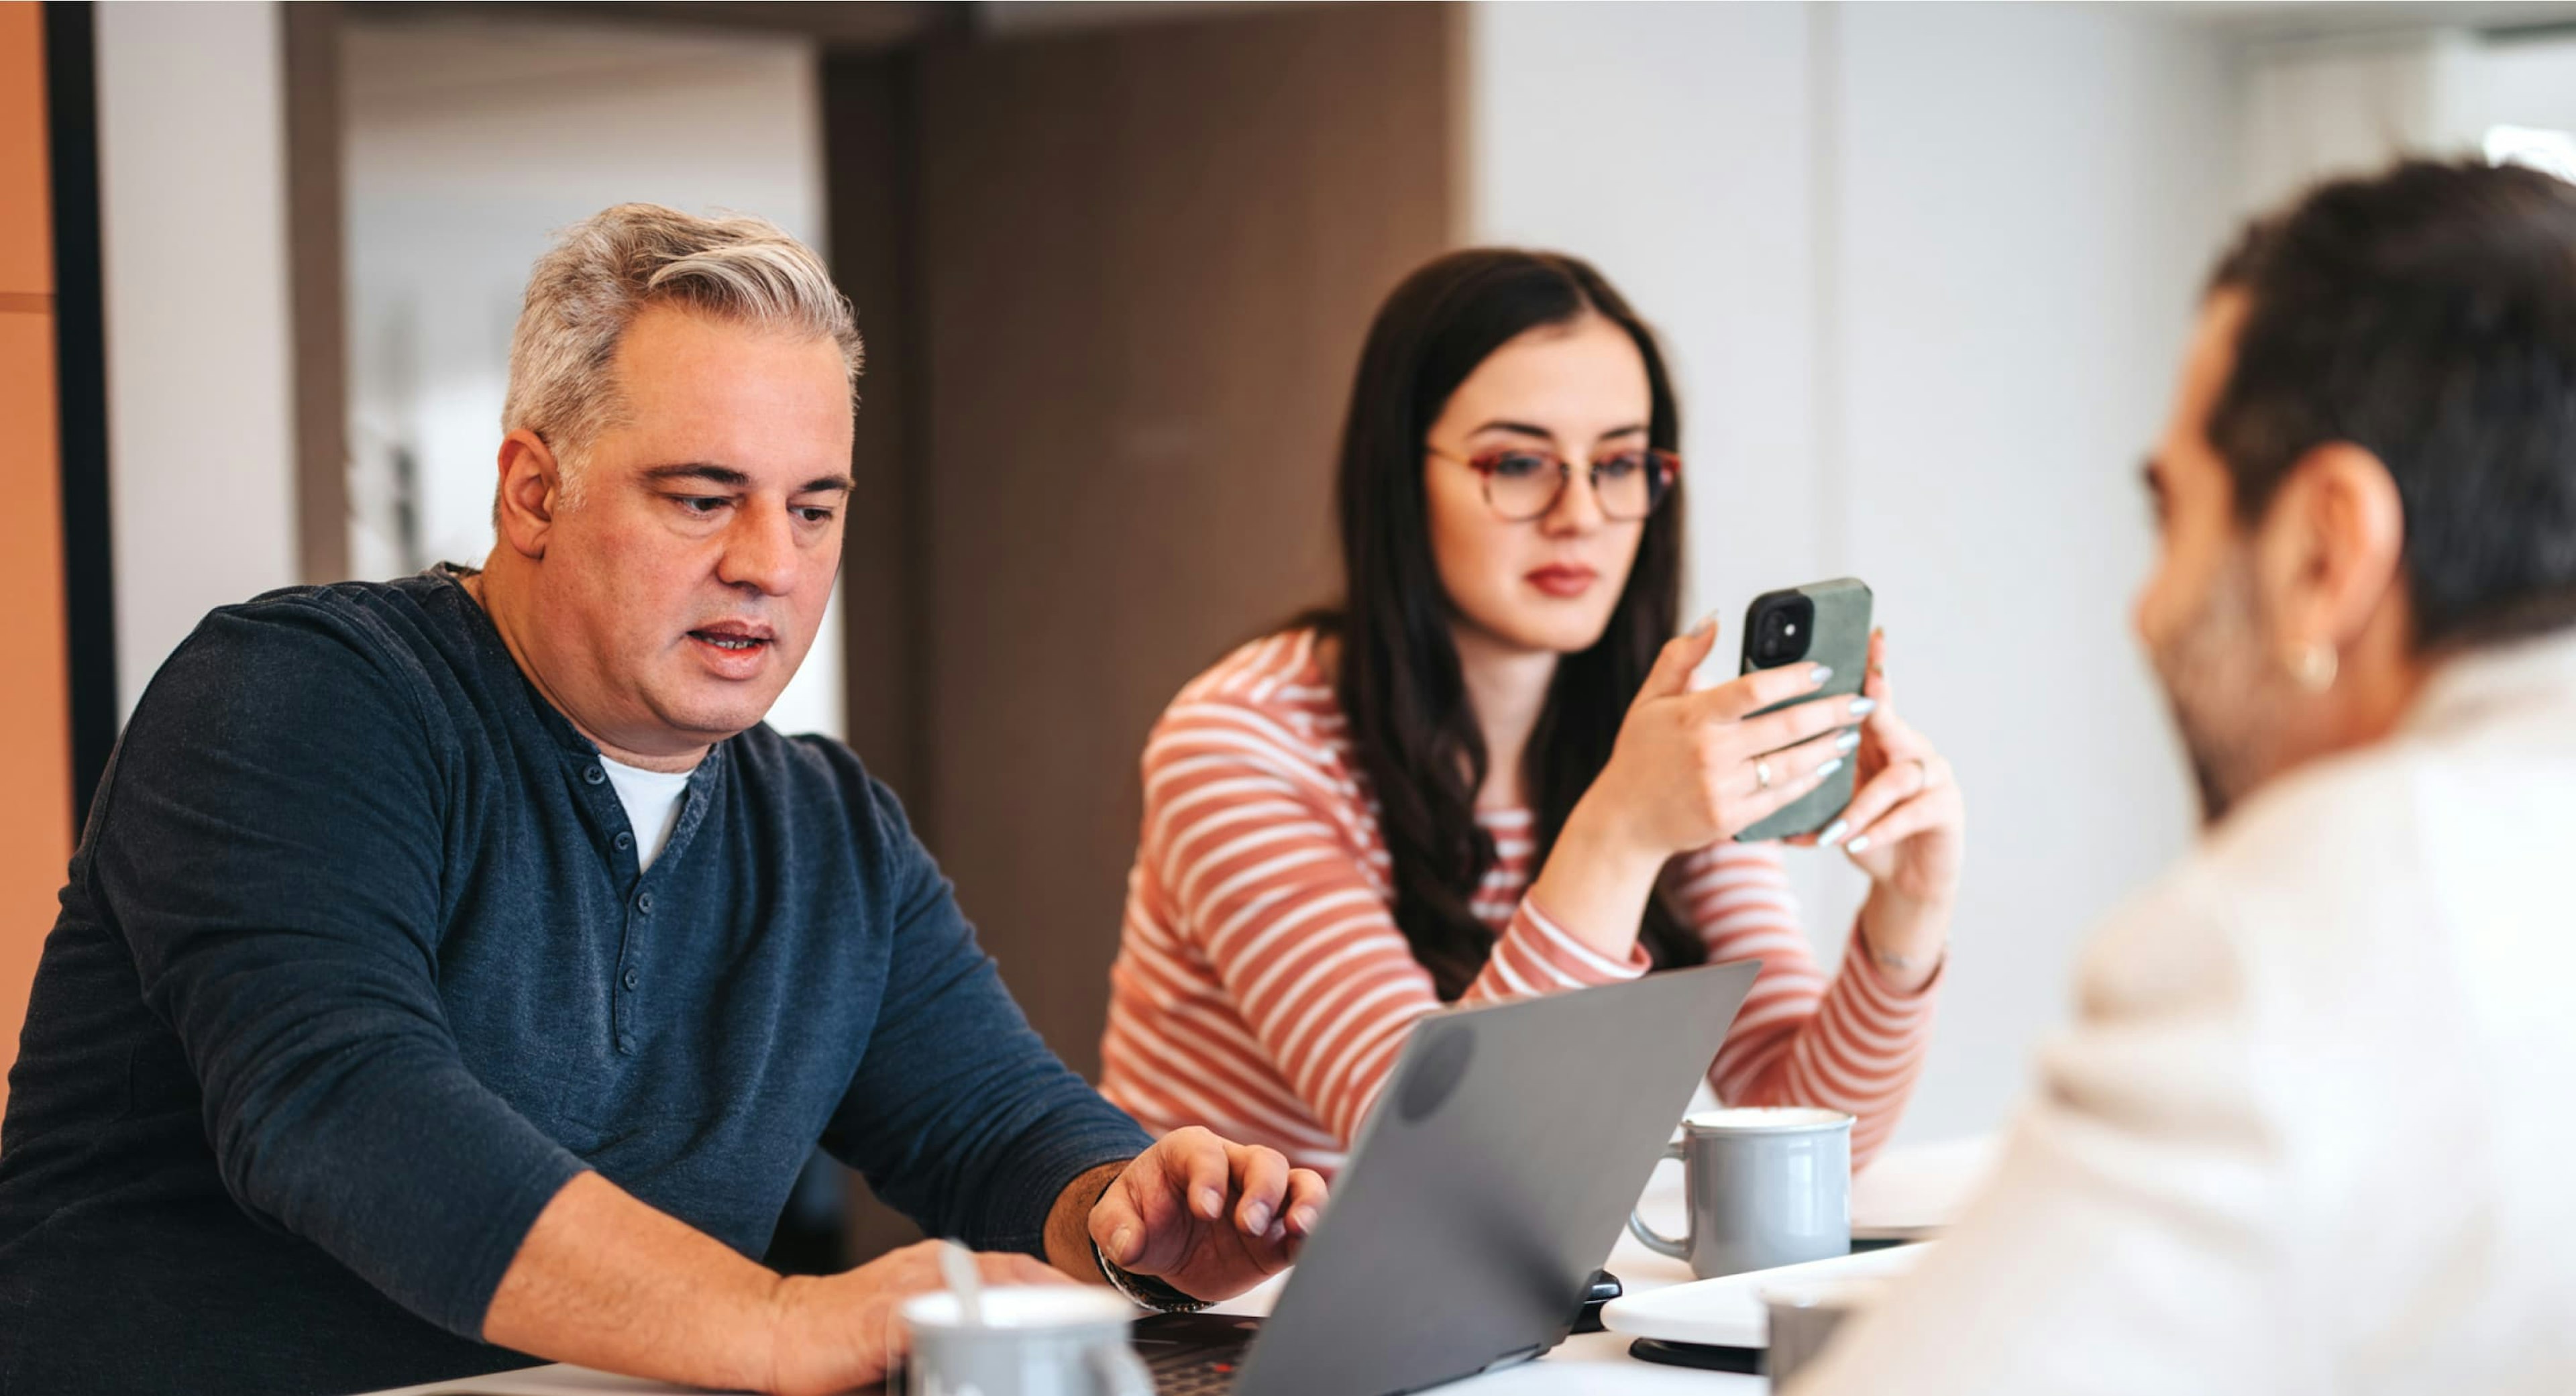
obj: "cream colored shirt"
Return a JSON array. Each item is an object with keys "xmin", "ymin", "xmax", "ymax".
[{"xmin": 1795, "ymin": 631, "xmax": 2576, "ymax": 1395}]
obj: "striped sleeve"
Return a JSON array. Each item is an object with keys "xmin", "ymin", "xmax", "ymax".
[
  {"xmin": 1664, "ymin": 841, "xmax": 1940, "ymax": 1168},
  {"xmin": 1142, "ymin": 698, "xmax": 1648, "ymax": 1146}
]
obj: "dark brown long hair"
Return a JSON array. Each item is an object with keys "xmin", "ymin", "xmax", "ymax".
[{"xmin": 1307, "ymin": 249, "xmax": 1701, "ymax": 1000}]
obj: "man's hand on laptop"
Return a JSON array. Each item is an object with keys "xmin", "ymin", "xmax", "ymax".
[
  {"xmin": 755, "ymin": 1129, "xmax": 1323, "ymax": 1395},
  {"xmin": 1089, "ymin": 1126, "xmax": 1328, "ymax": 1304}
]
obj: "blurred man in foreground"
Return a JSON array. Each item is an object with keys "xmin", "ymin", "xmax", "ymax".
[
  {"xmin": 0, "ymin": 205, "xmax": 1322, "ymax": 1396},
  {"xmin": 1796, "ymin": 160, "xmax": 2576, "ymax": 1392}
]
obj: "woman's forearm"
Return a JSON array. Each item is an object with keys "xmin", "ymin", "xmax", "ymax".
[
  {"xmin": 1857, "ymin": 883, "xmax": 1951, "ymax": 994},
  {"xmin": 1523, "ymin": 793, "xmax": 1674, "ymax": 960}
]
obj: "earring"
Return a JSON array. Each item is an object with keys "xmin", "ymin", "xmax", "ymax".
[{"xmin": 2288, "ymin": 641, "xmax": 2339, "ymax": 692}]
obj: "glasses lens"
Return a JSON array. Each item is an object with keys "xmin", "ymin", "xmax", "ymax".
[
  {"xmin": 1595, "ymin": 451, "xmax": 1677, "ymax": 519},
  {"xmin": 1594, "ymin": 452, "xmax": 1651, "ymax": 519},
  {"xmin": 1481, "ymin": 451, "xmax": 1560, "ymax": 519}
]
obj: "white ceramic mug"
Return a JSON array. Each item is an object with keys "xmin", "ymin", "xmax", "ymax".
[
  {"xmin": 900, "ymin": 1286, "xmax": 1153, "ymax": 1396},
  {"xmin": 1627, "ymin": 1106, "xmax": 1852, "ymax": 1278}
]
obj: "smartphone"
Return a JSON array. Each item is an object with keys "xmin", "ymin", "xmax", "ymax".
[{"xmin": 1733, "ymin": 578, "xmax": 1872, "ymax": 843}]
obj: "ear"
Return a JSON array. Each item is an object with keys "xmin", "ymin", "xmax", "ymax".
[
  {"xmin": 2250, "ymin": 441, "xmax": 2408, "ymax": 659},
  {"xmin": 494, "ymin": 429, "xmax": 566, "ymax": 560}
]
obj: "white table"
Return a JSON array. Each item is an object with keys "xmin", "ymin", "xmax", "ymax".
[{"xmin": 366, "ymin": 1138, "xmax": 1994, "ymax": 1396}]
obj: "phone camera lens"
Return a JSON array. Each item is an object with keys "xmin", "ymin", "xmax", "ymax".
[
  {"xmin": 1750, "ymin": 596, "xmax": 1815, "ymax": 667},
  {"xmin": 1758, "ymin": 611, "xmax": 1792, "ymax": 661}
]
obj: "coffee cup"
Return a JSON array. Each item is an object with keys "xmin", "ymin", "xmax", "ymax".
[
  {"xmin": 900, "ymin": 1285, "xmax": 1153, "ymax": 1396},
  {"xmin": 1626, "ymin": 1106, "xmax": 1851, "ymax": 1278}
]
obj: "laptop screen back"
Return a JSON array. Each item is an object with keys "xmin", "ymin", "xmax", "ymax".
[{"xmin": 1236, "ymin": 958, "xmax": 1760, "ymax": 1396}]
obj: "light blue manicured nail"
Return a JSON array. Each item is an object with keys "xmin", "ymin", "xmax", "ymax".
[
  {"xmin": 1819, "ymin": 819, "xmax": 1849, "ymax": 846},
  {"xmin": 1848, "ymin": 696, "xmax": 1878, "ymax": 717},
  {"xmin": 1836, "ymin": 729, "xmax": 1861, "ymax": 753},
  {"xmin": 1813, "ymin": 758, "xmax": 1843, "ymax": 782},
  {"xmin": 1845, "ymin": 834, "xmax": 1873, "ymax": 855},
  {"xmin": 1809, "ymin": 663, "xmax": 1834, "ymax": 687}
]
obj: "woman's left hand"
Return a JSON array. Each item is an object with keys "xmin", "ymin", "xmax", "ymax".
[{"xmin": 1789, "ymin": 629, "xmax": 1964, "ymax": 977}]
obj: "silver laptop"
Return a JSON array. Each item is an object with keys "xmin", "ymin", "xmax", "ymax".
[{"xmin": 1130, "ymin": 957, "xmax": 1760, "ymax": 1395}]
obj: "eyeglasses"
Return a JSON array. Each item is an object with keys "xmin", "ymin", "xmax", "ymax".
[{"xmin": 1427, "ymin": 444, "xmax": 1680, "ymax": 523}]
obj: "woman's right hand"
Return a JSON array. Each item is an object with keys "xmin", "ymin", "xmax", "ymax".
[
  {"xmin": 1574, "ymin": 617, "xmax": 1870, "ymax": 859},
  {"xmin": 1525, "ymin": 617, "xmax": 1870, "ymax": 963}
]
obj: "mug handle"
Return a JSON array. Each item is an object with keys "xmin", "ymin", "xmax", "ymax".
[
  {"xmin": 1625, "ymin": 1142, "xmax": 1692, "ymax": 1260},
  {"xmin": 1090, "ymin": 1338, "xmax": 1157, "ymax": 1396}
]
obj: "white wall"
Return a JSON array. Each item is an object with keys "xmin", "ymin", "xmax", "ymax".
[
  {"xmin": 2474, "ymin": 32, "xmax": 2576, "ymax": 136},
  {"xmin": 2242, "ymin": 25, "xmax": 2576, "ymax": 212},
  {"xmin": 2241, "ymin": 29, "xmax": 2476, "ymax": 211},
  {"xmin": 341, "ymin": 18, "xmax": 845, "ymax": 740},
  {"xmin": 95, "ymin": 1, "xmax": 300, "ymax": 717},
  {"xmin": 1829, "ymin": 3, "xmax": 2232, "ymax": 1141},
  {"xmin": 1469, "ymin": 1, "xmax": 2234, "ymax": 1144}
]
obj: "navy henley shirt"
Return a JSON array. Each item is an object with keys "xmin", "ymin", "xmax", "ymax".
[{"xmin": 0, "ymin": 569, "xmax": 1151, "ymax": 1394}]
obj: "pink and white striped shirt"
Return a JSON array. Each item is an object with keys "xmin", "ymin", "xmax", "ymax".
[{"xmin": 1098, "ymin": 629, "xmax": 1939, "ymax": 1175}]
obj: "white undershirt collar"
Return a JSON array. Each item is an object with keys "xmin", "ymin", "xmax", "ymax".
[{"xmin": 598, "ymin": 755, "xmax": 695, "ymax": 872}]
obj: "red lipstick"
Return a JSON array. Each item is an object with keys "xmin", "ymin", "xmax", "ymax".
[{"xmin": 1525, "ymin": 564, "xmax": 1599, "ymax": 599}]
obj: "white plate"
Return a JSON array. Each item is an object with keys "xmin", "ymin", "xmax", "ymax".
[{"xmin": 1599, "ymin": 1243, "xmax": 1931, "ymax": 1349}]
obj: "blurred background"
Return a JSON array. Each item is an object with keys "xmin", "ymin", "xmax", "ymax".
[{"xmin": 8, "ymin": 0, "xmax": 2576, "ymax": 1269}]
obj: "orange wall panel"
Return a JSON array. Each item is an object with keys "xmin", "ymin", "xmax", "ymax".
[
  {"xmin": 0, "ymin": 315, "xmax": 73, "ymax": 1116},
  {"xmin": 1, "ymin": 0, "xmax": 75, "ymax": 1116},
  {"xmin": 0, "ymin": 3, "xmax": 50, "ymax": 297}
]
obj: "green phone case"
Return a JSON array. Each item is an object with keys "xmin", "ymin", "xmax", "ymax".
[{"xmin": 1733, "ymin": 578, "xmax": 1872, "ymax": 844}]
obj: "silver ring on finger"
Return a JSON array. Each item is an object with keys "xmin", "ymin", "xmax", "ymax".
[
  {"xmin": 1755, "ymin": 759, "xmax": 1773, "ymax": 792},
  {"xmin": 1912, "ymin": 756, "xmax": 1937, "ymax": 792}
]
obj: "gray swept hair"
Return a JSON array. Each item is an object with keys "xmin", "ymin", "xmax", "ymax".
[{"xmin": 501, "ymin": 203, "xmax": 862, "ymax": 506}]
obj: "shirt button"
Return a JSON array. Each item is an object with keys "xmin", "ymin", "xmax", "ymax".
[
  {"xmin": 636, "ymin": 892, "xmax": 654, "ymax": 914},
  {"xmin": 613, "ymin": 830, "xmax": 634, "ymax": 851},
  {"xmin": 585, "ymin": 765, "xmax": 607, "ymax": 786},
  {"xmin": 622, "ymin": 967, "xmax": 640, "ymax": 990}
]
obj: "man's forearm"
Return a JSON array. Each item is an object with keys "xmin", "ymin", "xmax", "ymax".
[
  {"xmin": 1042, "ymin": 1159, "xmax": 1129, "ymax": 1282},
  {"xmin": 486, "ymin": 1157, "xmax": 1128, "ymax": 1385},
  {"xmin": 481, "ymin": 1171, "xmax": 786, "ymax": 1392}
]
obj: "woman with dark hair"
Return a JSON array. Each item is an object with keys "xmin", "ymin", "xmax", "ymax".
[{"xmin": 1098, "ymin": 250, "xmax": 1964, "ymax": 1175}]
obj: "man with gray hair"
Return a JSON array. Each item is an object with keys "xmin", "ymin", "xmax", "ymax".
[{"xmin": 0, "ymin": 205, "xmax": 1324, "ymax": 1395}]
